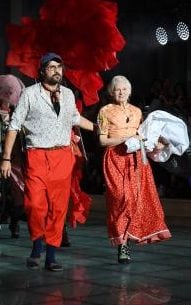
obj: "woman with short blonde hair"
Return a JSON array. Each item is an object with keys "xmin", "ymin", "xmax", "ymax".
[{"xmin": 97, "ymin": 75, "xmax": 171, "ymax": 264}]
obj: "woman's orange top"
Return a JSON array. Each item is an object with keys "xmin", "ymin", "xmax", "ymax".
[{"xmin": 97, "ymin": 102, "xmax": 142, "ymax": 138}]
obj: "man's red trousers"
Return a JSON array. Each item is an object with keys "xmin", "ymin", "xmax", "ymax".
[{"xmin": 24, "ymin": 147, "xmax": 74, "ymax": 247}]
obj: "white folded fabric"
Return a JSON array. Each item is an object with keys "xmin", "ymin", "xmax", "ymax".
[
  {"xmin": 125, "ymin": 110, "xmax": 189, "ymax": 162},
  {"xmin": 124, "ymin": 137, "xmax": 140, "ymax": 153}
]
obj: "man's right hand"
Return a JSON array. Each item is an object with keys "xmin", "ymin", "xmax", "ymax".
[{"xmin": 0, "ymin": 160, "xmax": 11, "ymax": 178}]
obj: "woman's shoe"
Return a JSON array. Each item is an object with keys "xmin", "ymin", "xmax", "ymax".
[{"xmin": 118, "ymin": 242, "xmax": 131, "ymax": 264}]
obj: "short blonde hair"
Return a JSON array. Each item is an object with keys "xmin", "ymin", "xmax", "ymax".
[{"xmin": 108, "ymin": 75, "xmax": 132, "ymax": 96}]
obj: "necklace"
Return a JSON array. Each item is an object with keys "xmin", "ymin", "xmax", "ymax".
[{"xmin": 120, "ymin": 103, "xmax": 131, "ymax": 123}]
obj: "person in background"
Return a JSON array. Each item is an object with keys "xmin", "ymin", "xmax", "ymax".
[
  {"xmin": 0, "ymin": 52, "xmax": 94, "ymax": 272},
  {"xmin": 61, "ymin": 127, "xmax": 92, "ymax": 247},
  {"xmin": 0, "ymin": 74, "xmax": 25, "ymax": 238},
  {"xmin": 97, "ymin": 75, "xmax": 171, "ymax": 264}
]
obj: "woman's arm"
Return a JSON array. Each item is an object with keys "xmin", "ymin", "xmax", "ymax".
[{"xmin": 99, "ymin": 134, "xmax": 128, "ymax": 147}]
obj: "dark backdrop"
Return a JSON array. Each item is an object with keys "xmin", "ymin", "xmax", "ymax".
[{"xmin": 1, "ymin": 0, "xmax": 191, "ymax": 100}]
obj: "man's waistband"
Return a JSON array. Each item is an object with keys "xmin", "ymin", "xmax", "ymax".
[{"xmin": 27, "ymin": 145, "xmax": 68, "ymax": 151}]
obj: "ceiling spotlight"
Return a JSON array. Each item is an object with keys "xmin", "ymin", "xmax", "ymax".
[
  {"xmin": 176, "ymin": 22, "xmax": 189, "ymax": 40},
  {"xmin": 155, "ymin": 27, "xmax": 168, "ymax": 45}
]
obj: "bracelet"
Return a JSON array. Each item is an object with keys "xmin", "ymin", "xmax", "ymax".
[{"xmin": 2, "ymin": 158, "xmax": 11, "ymax": 162}]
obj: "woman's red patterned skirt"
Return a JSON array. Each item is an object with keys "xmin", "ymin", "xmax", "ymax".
[{"xmin": 103, "ymin": 145, "xmax": 171, "ymax": 246}]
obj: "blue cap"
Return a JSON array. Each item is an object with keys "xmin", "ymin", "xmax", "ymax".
[{"xmin": 40, "ymin": 52, "xmax": 63, "ymax": 66}]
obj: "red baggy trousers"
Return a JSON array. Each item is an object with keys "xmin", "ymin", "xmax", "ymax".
[{"xmin": 24, "ymin": 147, "xmax": 74, "ymax": 247}]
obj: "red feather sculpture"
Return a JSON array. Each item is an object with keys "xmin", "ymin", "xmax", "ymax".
[{"xmin": 6, "ymin": 0, "xmax": 126, "ymax": 106}]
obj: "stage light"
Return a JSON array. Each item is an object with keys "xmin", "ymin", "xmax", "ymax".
[
  {"xmin": 176, "ymin": 22, "xmax": 189, "ymax": 40},
  {"xmin": 155, "ymin": 27, "xmax": 168, "ymax": 45}
]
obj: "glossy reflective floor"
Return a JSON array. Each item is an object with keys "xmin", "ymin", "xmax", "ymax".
[{"xmin": 0, "ymin": 209, "xmax": 191, "ymax": 305}]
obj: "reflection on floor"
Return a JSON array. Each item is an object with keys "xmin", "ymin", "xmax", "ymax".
[{"xmin": 0, "ymin": 209, "xmax": 191, "ymax": 305}]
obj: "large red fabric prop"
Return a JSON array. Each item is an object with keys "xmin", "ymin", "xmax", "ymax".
[{"xmin": 6, "ymin": 0, "xmax": 125, "ymax": 105}]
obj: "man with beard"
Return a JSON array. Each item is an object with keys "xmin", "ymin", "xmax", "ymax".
[{"xmin": 0, "ymin": 53, "xmax": 94, "ymax": 271}]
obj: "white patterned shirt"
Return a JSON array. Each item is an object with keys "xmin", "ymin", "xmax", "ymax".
[{"xmin": 9, "ymin": 83, "xmax": 81, "ymax": 148}]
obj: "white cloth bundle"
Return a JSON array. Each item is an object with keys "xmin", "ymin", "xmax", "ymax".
[{"xmin": 125, "ymin": 110, "xmax": 189, "ymax": 162}]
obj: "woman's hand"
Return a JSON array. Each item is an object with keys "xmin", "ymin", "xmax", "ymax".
[
  {"xmin": 155, "ymin": 142, "xmax": 165, "ymax": 150},
  {"xmin": 155, "ymin": 136, "xmax": 169, "ymax": 151},
  {"xmin": 134, "ymin": 134, "xmax": 144, "ymax": 141}
]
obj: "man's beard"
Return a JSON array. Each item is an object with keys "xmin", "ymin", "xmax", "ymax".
[{"xmin": 45, "ymin": 73, "xmax": 62, "ymax": 85}]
